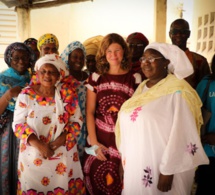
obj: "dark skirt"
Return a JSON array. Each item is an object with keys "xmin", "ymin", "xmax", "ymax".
[
  {"xmin": 0, "ymin": 111, "xmax": 19, "ymax": 195},
  {"xmin": 83, "ymin": 142, "xmax": 122, "ymax": 195},
  {"xmin": 195, "ymin": 157, "xmax": 215, "ymax": 195}
]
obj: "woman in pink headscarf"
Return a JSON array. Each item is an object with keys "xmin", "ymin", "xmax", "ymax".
[{"xmin": 126, "ymin": 32, "xmax": 149, "ymax": 79}]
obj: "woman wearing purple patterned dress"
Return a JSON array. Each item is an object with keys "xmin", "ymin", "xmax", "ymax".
[{"xmin": 83, "ymin": 33, "xmax": 142, "ymax": 195}]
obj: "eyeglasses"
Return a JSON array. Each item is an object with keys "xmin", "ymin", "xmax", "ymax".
[
  {"xmin": 139, "ymin": 57, "xmax": 163, "ymax": 63},
  {"xmin": 11, "ymin": 56, "xmax": 29, "ymax": 63},
  {"xmin": 129, "ymin": 43, "xmax": 145, "ymax": 48},
  {"xmin": 39, "ymin": 70, "xmax": 59, "ymax": 76},
  {"xmin": 170, "ymin": 29, "xmax": 190, "ymax": 35}
]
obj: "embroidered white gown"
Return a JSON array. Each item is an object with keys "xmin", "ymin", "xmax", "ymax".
[
  {"xmin": 12, "ymin": 87, "xmax": 85, "ymax": 194},
  {"xmin": 118, "ymin": 92, "xmax": 209, "ymax": 195}
]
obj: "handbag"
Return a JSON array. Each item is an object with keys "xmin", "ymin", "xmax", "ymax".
[{"xmin": 200, "ymin": 80, "xmax": 212, "ymax": 136}]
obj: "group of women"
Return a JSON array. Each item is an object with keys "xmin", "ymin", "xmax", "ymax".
[{"xmin": 0, "ymin": 31, "xmax": 213, "ymax": 195}]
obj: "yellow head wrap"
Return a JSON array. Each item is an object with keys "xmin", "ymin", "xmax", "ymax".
[
  {"xmin": 83, "ymin": 35, "xmax": 103, "ymax": 56},
  {"xmin": 37, "ymin": 33, "xmax": 59, "ymax": 51}
]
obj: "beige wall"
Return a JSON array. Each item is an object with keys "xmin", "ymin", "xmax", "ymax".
[
  {"xmin": 191, "ymin": 0, "xmax": 215, "ymax": 64},
  {"xmin": 0, "ymin": 0, "xmax": 214, "ymax": 71},
  {"xmin": 166, "ymin": 0, "xmax": 194, "ymax": 44},
  {"xmin": 30, "ymin": 0, "xmax": 155, "ymax": 54}
]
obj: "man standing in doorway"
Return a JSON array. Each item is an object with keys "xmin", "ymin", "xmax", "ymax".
[{"xmin": 169, "ymin": 18, "xmax": 210, "ymax": 88}]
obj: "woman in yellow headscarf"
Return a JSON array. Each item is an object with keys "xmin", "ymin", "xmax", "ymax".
[
  {"xmin": 30, "ymin": 33, "xmax": 60, "ymax": 85},
  {"xmin": 83, "ymin": 35, "xmax": 103, "ymax": 75},
  {"xmin": 37, "ymin": 33, "xmax": 59, "ymax": 56}
]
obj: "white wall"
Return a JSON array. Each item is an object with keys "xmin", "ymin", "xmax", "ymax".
[
  {"xmin": 1, "ymin": 0, "xmax": 214, "ymax": 72},
  {"xmin": 30, "ymin": 0, "xmax": 155, "ymax": 54},
  {"xmin": 191, "ymin": 0, "xmax": 215, "ymax": 64}
]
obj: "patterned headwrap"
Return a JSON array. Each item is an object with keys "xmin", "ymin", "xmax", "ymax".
[
  {"xmin": 145, "ymin": 42, "xmax": 193, "ymax": 79},
  {"xmin": 60, "ymin": 41, "xmax": 86, "ymax": 68},
  {"xmin": 24, "ymin": 38, "xmax": 38, "ymax": 46},
  {"xmin": 4, "ymin": 42, "xmax": 37, "ymax": 67},
  {"xmin": 34, "ymin": 54, "xmax": 69, "ymax": 85},
  {"xmin": 37, "ymin": 33, "xmax": 59, "ymax": 51},
  {"xmin": 83, "ymin": 35, "xmax": 103, "ymax": 56},
  {"xmin": 126, "ymin": 32, "xmax": 149, "ymax": 46}
]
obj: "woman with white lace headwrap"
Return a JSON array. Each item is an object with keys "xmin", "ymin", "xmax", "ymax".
[
  {"xmin": 115, "ymin": 42, "xmax": 209, "ymax": 195},
  {"xmin": 12, "ymin": 54, "xmax": 86, "ymax": 194}
]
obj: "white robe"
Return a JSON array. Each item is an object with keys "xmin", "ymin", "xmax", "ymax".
[{"xmin": 118, "ymin": 92, "xmax": 209, "ymax": 195}]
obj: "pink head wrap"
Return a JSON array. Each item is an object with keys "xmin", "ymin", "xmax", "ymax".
[{"xmin": 126, "ymin": 32, "xmax": 149, "ymax": 46}]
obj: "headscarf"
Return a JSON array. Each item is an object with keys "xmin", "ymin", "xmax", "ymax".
[
  {"xmin": 34, "ymin": 54, "xmax": 69, "ymax": 86},
  {"xmin": 24, "ymin": 38, "xmax": 38, "ymax": 46},
  {"xmin": 126, "ymin": 32, "xmax": 149, "ymax": 46},
  {"xmin": 145, "ymin": 42, "xmax": 194, "ymax": 79},
  {"xmin": 60, "ymin": 41, "xmax": 86, "ymax": 68},
  {"xmin": 83, "ymin": 35, "xmax": 103, "ymax": 56},
  {"xmin": 37, "ymin": 33, "xmax": 59, "ymax": 51},
  {"xmin": 4, "ymin": 42, "xmax": 36, "ymax": 67}
]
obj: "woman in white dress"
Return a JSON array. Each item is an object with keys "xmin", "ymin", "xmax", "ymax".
[
  {"xmin": 115, "ymin": 42, "xmax": 209, "ymax": 195},
  {"xmin": 12, "ymin": 54, "xmax": 86, "ymax": 194}
]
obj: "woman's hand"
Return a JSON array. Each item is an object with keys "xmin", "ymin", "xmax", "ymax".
[
  {"xmin": 157, "ymin": 173, "xmax": 174, "ymax": 192},
  {"xmin": 0, "ymin": 86, "xmax": 23, "ymax": 115},
  {"xmin": 8, "ymin": 86, "xmax": 22, "ymax": 98},
  {"xmin": 95, "ymin": 143, "xmax": 108, "ymax": 161},
  {"xmin": 28, "ymin": 134, "xmax": 54, "ymax": 159},
  {"xmin": 37, "ymin": 142, "xmax": 55, "ymax": 159},
  {"xmin": 49, "ymin": 131, "xmax": 67, "ymax": 151},
  {"xmin": 201, "ymin": 133, "xmax": 215, "ymax": 145}
]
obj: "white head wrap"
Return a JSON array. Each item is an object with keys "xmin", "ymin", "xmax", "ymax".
[
  {"xmin": 144, "ymin": 42, "xmax": 193, "ymax": 79},
  {"xmin": 34, "ymin": 53, "xmax": 69, "ymax": 85}
]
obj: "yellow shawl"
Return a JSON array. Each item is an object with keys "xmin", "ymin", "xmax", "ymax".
[{"xmin": 115, "ymin": 74, "xmax": 203, "ymax": 148}]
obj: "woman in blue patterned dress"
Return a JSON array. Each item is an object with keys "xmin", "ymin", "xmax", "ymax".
[
  {"xmin": 0, "ymin": 42, "xmax": 35, "ymax": 195},
  {"xmin": 61, "ymin": 41, "xmax": 89, "ymax": 163}
]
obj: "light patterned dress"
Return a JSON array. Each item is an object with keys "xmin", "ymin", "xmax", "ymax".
[
  {"xmin": 116, "ymin": 74, "xmax": 209, "ymax": 195},
  {"xmin": 12, "ymin": 86, "xmax": 86, "ymax": 195},
  {"xmin": 83, "ymin": 72, "xmax": 141, "ymax": 195}
]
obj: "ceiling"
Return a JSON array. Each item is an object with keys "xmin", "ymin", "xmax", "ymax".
[{"xmin": 0, "ymin": 0, "xmax": 91, "ymax": 9}]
